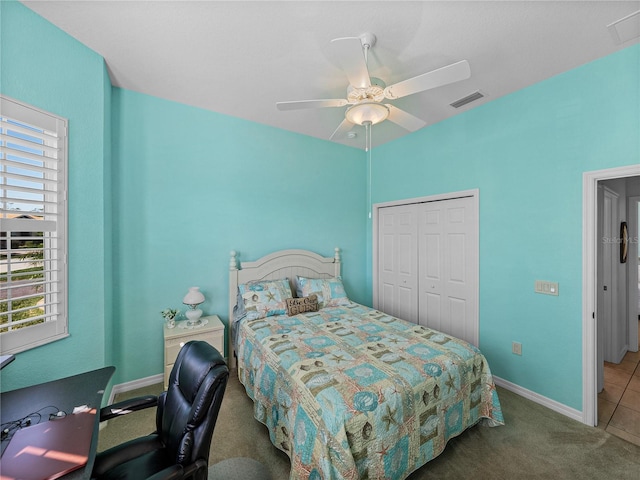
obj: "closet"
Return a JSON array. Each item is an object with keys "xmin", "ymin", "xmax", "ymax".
[{"xmin": 375, "ymin": 193, "xmax": 479, "ymax": 346}]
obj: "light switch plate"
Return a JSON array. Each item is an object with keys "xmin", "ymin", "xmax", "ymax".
[
  {"xmin": 512, "ymin": 341, "xmax": 522, "ymax": 355},
  {"xmin": 535, "ymin": 280, "xmax": 559, "ymax": 296}
]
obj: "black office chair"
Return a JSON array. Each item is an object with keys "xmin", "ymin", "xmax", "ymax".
[{"xmin": 92, "ymin": 341, "xmax": 229, "ymax": 480}]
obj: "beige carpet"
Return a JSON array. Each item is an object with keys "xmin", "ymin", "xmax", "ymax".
[
  {"xmin": 99, "ymin": 371, "xmax": 640, "ymax": 480},
  {"xmin": 208, "ymin": 457, "xmax": 272, "ymax": 480}
]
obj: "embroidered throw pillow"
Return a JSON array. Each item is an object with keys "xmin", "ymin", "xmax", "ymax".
[{"xmin": 285, "ymin": 294, "xmax": 319, "ymax": 316}]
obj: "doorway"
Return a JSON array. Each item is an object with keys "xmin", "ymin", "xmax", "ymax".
[{"xmin": 583, "ymin": 166, "xmax": 640, "ymax": 428}]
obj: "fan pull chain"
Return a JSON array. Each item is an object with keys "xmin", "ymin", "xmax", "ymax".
[{"xmin": 365, "ymin": 121, "xmax": 372, "ymax": 219}]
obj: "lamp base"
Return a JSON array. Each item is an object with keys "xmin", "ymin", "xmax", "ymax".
[{"xmin": 185, "ymin": 308, "xmax": 203, "ymax": 327}]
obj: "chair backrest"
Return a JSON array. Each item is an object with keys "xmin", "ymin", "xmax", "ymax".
[{"xmin": 159, "ymin": 340, "xmax": 229, "ymax": 466}]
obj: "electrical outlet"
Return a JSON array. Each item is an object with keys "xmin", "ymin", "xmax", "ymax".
[{"xmin": 512, "ymin": 342, "xmax": 522, "ymax": 355}]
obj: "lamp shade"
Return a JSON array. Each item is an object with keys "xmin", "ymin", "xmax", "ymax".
[
  {"xmin": 183, "ymin": 287, "xmax": 205, "ymax": 306},
  {"xmin": 345, "ymin": 102, "xmax": 389, "ymax": 126}
]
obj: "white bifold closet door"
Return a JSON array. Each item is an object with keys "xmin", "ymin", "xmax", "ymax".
[
  {"xmin": 377, "ymin": 196, "xmax": 478, "ymax": 346},
  {"xmin": 378, "ymin": 204, "xmax": 419, "ymax": 322}
]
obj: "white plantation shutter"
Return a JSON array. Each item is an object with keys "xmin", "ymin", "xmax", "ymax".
[{"xmin": 0, "ymin": 96, "xmax": 68, "ymax": 354}]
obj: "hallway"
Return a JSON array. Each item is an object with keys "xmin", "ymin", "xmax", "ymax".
[{"xmin": 598, "ymin": 320, "xmax": 640, "ymax": 446}]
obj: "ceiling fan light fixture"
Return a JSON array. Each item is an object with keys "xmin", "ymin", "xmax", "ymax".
[{"xmin": 345, "ymin": 102, "xmax": 389, "ymax": 126}]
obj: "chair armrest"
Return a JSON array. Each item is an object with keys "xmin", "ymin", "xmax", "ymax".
[{"xmin": 99, "ymin": 395, "xmax": 158, "ymax": 421}]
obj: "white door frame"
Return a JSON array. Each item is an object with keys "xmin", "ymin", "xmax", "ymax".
[
  {"xmin": 583, "ymin": 165, "xmax": 640, "ymax": 426},
  {"xmin": 372, "ymin": 189, "xmax": 479, "ymax": 344}
]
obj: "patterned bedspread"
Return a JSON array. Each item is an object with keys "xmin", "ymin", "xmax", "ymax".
[{"xmin": 236, "ymin": 303, "xmax": 503, "ymax": 480}]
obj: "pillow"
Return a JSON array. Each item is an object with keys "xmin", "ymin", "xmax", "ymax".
[
  {"xmin": 296, "ymin": 276, "xmax": 350, "ymax": 308},
  {"xmin": 233, "ymin": 288, "xmax": 247, "ymax": 321},
  {"xmin": 285, "ymin": 294, "xmax": 319, "ymax": 316},
  {"xmin": 237, "ymin": 278, "xmax": 292, "ymax": 320}
]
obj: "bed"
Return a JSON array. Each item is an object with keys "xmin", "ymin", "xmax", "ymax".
[{"xmin": 229, "ymin": 248, "xmax": 503, "ymax": 480}]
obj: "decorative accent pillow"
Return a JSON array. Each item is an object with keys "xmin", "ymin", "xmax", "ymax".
[
  {"xmin": 285, "ymin": 294, "xmax": 319, "ymax": 316},
  {"xmin": 238, "ymin": 278, "xmax": 292, "ymax": 320},
  {"xmin": 296, "ymin": 276, "xmax": 350, "ymax": 308}
]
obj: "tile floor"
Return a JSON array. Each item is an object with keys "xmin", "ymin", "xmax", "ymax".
[{"xmin": 597, "ymin": 320, "xmax": 640, "ymax": 446}]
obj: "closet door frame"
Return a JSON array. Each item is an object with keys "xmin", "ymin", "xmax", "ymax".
[{"xmin": 372, "ymin": 189, "xmax": 480, "ymax": 345}]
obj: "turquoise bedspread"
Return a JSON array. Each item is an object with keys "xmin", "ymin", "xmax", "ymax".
[{"xmin": 237, "ymin": 303, "xmax": 503, "ymax": 480}]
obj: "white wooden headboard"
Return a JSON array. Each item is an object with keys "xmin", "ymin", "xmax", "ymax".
[{"xmin": 227, "ymin": 248, "xmax": 341, "ymax": 368}]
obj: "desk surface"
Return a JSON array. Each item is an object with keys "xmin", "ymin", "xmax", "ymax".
[{"xmin": 1, "ymin": 366, "xmax": 115, "ymax": 479}]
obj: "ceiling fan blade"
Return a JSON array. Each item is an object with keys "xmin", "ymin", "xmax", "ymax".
[
  {"xmin": 330, "ymin": 37, "xmax": 371, "ymax": 89},
  {"xmin": 386, "ymin": 104, "xmax": 426, "ymax": 132},
  {"xmin": 384, "ymin": 60, "xmax": 471, "ymax": 100},
  {"xmin": 276, "ymin": 99, "xmax": 348, "ymax": 111},
  {"xmin": 329, "ymin": 118, "xmax": 355, "ymax": 140}
]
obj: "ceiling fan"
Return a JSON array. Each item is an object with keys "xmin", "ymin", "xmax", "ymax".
[{"xmin": 276, "ymin": 33, "xmax": 471, "ymax": 141}]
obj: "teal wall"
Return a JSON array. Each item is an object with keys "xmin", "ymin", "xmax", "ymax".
[
  {"xmin": 109, "ymin": 89, "xmax": 366, "ymax": 383},
  {"xmin": 370, "ymin": 44, "xmax": 640, "ymax": 410},
  {"xmin": 103, "ymin": 65, "xmax": 114, "ymax": 370},
  {"xmin": 1, "ymin": 1, "xmax": 111, "ymax": 389}
]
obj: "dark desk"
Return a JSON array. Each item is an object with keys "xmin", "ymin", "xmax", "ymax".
[{"xmin": 0, "ymin": 366, "xmax": 115, "ymax": 479}]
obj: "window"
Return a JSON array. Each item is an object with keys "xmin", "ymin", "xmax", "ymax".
[{"xmin": 1, "ymin": 96, "xmax": 68, "ymax": 354}]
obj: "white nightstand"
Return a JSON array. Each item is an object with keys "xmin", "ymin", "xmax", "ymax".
[{"xmin": 163, "ymin": 315, "xmax": 224, "ymax": 389}]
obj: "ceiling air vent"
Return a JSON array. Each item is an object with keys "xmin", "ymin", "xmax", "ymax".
[
  {"xmin": 607, "ymin": 10, "xmax": 640, "ymax": 45},
  {"xmin": 450, "ymin": 91, "xmax": 484, "ymax": 108}
]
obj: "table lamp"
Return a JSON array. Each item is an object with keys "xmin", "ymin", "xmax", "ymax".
[{"xmin": 183, "ymin": 287, "xmax": 205, "ymax": 326}]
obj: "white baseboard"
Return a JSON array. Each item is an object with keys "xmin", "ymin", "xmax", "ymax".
[
  {"xmin": 614, "ymin": 345, "xmax": 628, "ymax": 364},
  {"xmin": 108, "ymin": 373, "xmax": 163, "ymax": 405},
  {"xmin": 493, "ymin": 376, "xmax": 583, "ymax": 423}
]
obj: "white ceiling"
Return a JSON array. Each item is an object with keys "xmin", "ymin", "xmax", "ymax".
[{"xmin": 21, "ymin": 1, "xmax": 640, "ymax": 149}]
